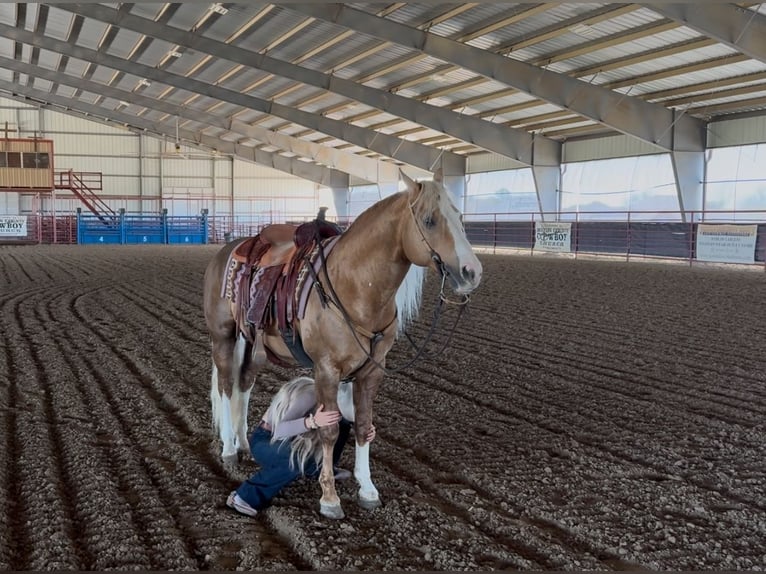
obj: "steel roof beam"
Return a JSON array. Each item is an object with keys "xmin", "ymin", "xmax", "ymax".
[
  {"xmin": 57, "ymin": 4, "xmax": 558, "ymax": 167},
  {"xmin": 289, "ymin": 3, "xmax": 706, "ymax": 153},
  {"xmin": 645, "ymin": 70, "xmax": 766, "ymax": 101},
  {"xmin": 0, "ymin": 54, "xmax": 396, "ymax": 185},
  {"xmin": 0, "ymin": 22, "xmax": 450, "ymax": 174},
  {"xmin": 604, "ymin": 54, "xmax": 750, "ymax": 91},
  {"xmin": 648, "ymin": 4, "xmax": 766, "ymax": 65},
  {"xmin": 0, "ymin": 80, "xmax": 349, "ymax": 188}
]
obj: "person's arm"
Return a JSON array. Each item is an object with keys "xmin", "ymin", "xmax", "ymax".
[
  {"xmin": 271, "ymin": 417, "xmax": 310, "ymax": 440},
  {"xmin": 272, "ymin": 404, "xmax": 342, "ymax": 440}
]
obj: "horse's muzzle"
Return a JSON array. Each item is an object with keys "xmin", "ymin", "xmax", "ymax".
[{"xmin": 442, "ymin": 261, "xmax": 482, "ymax": 295}]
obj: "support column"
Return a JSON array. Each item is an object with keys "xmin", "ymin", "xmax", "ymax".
[
  {"xmin": 532, "ymin": 165, "xmax": 561, "ymax": 221},
  {"xmin": 532, "ymin": 134, "xmax": 562, "ymax": 221},
  {"xmin": 438, "ymin": 152, "xmax": 467, "ymax": 210},
  {"xmin": 331, "ymin": 186, "xmax": 350, "ymax": 223},
  {"xmin": 671, "ymin": 150, "xmax": 705, "ymax": 223}
]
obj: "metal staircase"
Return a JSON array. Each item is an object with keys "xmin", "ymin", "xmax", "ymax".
[{"xmin": 54, "ymin": 170, "xmax": 116, "ymax": 222}]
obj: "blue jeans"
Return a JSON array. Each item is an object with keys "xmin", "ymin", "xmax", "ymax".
[{"xmin": 236, "ymin": 419, "xmax": 351, "ymax": 510}]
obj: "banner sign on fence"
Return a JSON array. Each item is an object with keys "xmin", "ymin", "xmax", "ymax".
[
  {"xmin": 0, "ymin": 216, "xmax": 27, "ymax": 237},
  {"xmin": 696, "ymin": 224, "xmax": 757, "ymax": 264},
  {"xmin": 535, "ymin": 222, "xmax": 572, "ymax": 253}
]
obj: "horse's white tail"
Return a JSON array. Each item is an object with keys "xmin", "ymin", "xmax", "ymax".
[{"xmin": 210, "ymin": 334, "xmax": 251, "ymax": 461}]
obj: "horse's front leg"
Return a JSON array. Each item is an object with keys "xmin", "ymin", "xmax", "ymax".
[
  {"xmin": 352, "ymin": 364, "xmax": 383, "ymax": 509},
  {"xmin": 317, "ymin": 425, "xmax": 343, "ymax": 519},
  {"xmin": 314, "ymin": 370, "xmax": 344, "ymax": 519},
  {"xmin": 354, "ymin": 440, "xmax": 380, "ymax": 509}
]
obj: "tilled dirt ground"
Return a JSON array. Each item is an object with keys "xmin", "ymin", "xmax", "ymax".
[{"xmin": 0, "ymin": 244, "xmax": 765, "ymax": 571}]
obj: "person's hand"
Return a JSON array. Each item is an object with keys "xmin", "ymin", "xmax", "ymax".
[
  {"xmin": 313, "ymin": 404, "xmax": 341, "ymax": 428},
  {"xmin": 366, "ymin": 424, "xmax": 376, "ymax": 443}
]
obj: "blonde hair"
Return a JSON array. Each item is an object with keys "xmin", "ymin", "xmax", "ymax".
[{"xmin": 268, "ymin": 376, "xmax": 323, "ymax": 474}]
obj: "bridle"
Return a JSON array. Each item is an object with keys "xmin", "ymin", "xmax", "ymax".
[
  {"xmin": 407, "ymin": 185, "xmax": 472, "ymax": 308},
  {"xmin": 310, "ymin": 186, "xmax": 471, "ymax": 376}
]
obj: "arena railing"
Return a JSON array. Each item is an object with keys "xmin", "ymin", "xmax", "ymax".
[
  {"xmin": 462, "ymin": 210, "xmax": 766, "ymax": 268},
  {"xmin": 4, "ymin": 209, "xmax": 766, "ymax": 270}
]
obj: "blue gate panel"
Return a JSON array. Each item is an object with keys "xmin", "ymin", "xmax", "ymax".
[
  {"xmin": 124, "ymin": 215, "xmax": 165, "ymax": 244},
  {"xmin": 77, "ymin": 211, "xmax": 208, "ymax": 245},
  {"xmin": 77, "ymin": 214, "xmax": 122, "ymax": 244},
  {"xmin": 80, "ymin": 230, "xmax": 122, "ymax": 244},
  {"xmin": 167, "ymin": 216, "xmax": 207, "ymax": 244}
]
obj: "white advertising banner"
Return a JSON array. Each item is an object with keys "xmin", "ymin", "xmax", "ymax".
[
  {"xmin": 0, "ymin": 216, "xmax": 27, "ymax": 237},
  {"xmin": 535, "ymin": 222, "xmax": 572, "ymax": 253},
  {"xmin": 696, "ymin": 224, "xmax": 758, "ymax": 264}
]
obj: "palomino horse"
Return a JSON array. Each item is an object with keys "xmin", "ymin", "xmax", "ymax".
[{"xmin": 203, "ymin": 169, "xmax": 482, "ymax": 518}]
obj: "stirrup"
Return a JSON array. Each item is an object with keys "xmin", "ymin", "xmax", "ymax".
[{"xmin": 253, "ymin": 329, "xmax": 268, "ymax": 367}]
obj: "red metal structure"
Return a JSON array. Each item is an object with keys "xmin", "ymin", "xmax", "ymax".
[{"xmin": 54, "ymin": 170, "xmax": 114, "ymax": 220}]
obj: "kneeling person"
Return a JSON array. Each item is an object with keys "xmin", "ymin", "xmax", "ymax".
[{"xmin": 227, "ymin": 376, "xmax": 375, "ymax": 517}]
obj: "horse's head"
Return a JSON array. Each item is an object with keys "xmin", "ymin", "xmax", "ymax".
[{"xmin": 400, "ymin": 169, "xmax": 482, "ymax": 295}]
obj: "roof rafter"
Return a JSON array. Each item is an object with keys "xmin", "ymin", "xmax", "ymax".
[
  {"xmin": 288, "ymin": 3, "xmax": 706, "ymax": 152},
  {"xmin": 0, "ymin": 21, "xmax": 451, "ymax": 174},
  {"xmin": 645, "ymin": 70, "xmax": 766, "ymax": 101},
  {"xmin": 0, "ymin": 81, "xmax": 349, "ymax": 188},
  {"xmin": 276, "ymin": 4, "xmax": 478, "ymax": 111},
  {"xmin": 648, "ymin": 3, "xmax": 766, "ymax": 65},
  {"xmin": 58, "ymin": 3, "xmax": 558, "ymax": 167},
  {"xmin": 0, "ymin": 54, "xmax": 398, "ymax": 185},
  {"xmin": 379, "ymin": 5, "xmax": 641, "ymax": 97}
]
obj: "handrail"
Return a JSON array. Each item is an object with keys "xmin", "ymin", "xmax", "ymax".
[{"xmin": 53, "ymin": 169, "xmax": 114, "ymax": 220}]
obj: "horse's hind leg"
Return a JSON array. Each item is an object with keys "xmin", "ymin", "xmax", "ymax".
[
  {"xmin": 231, "ymin": 338, "xmax": 259, "ymax": 454},
  {"xmin": 210, "ymin": 334, "xmax": 240, "ymax": 465}
]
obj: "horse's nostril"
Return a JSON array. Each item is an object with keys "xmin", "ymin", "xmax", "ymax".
[{"xmin": 461, "ymin": 265, "xmax": 475, "ymax": 282}]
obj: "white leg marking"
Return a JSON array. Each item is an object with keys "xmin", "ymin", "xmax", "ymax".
[
  {"xmin": 354, "ymin": 442, "xmax": 379, "ymax": 504},
  {"xmin": 233, "ymin": 385, "xmax": 252, "ymax": 452},
  {"xmin": 219, "ymin": 394, "xmax": 237, "ymax": 459},
  {"xmin": 209, "ymin": 363, "xmax": 221, "ymax": 433},
  {"xmin": 228, "ymin": 335, "xmax": 247, "ymax": 452}
]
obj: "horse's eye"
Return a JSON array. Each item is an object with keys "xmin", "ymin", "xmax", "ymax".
[{"xmin": 423, "ymin": 214, "xmax": 436, "ymax": 228}]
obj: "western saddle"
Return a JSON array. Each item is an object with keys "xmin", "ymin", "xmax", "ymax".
[{"xmin": 224, "ymin": 218, "xmax": 342, "ymax": 367}]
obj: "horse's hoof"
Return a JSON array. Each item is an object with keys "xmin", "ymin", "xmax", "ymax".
[
  {"xmin": 358, "ymin": 496, "xmax": 382, "ymax": 510},
  {"xmin": 320, "ymin": 502, "xmax": 345, "ymax": 520},
  {"xmin": 222, "ymin": 453, "xmax": 239, "ymax": 466}
]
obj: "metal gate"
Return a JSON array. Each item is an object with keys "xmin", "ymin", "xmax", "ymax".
[{"xmin": 77, "ymin": 208, "xmax": 208, "ymax": 245}]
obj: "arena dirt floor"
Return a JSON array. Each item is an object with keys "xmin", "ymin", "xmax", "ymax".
[{"xmin": 0, "ymin": 244, "xmax": 765, "ymax": 571}]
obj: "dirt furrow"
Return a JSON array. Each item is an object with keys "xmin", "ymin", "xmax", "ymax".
[
  {"xmin": 0, "ymin": 318, "xmax": 24, "ymax": 570},
  {"xmin": 41, "ymin": 287, "xmax": 193, "ymax": 569},
  {"xmin": 377, "ymin": 373, "xmax": 765, "ymax": 569},
  {"xmin": 61, "ymin": 285, "xmax": 307, "ymax": 570},
  {"xmin": 371, "ymin": 428, "xmax": 617, "ymax": 570},
  {"xmin": 397, "ymin": 357, "xmax": 766, "ymax": 511},
  {"xmin": 416, "ymin": 321, "xmax": 766, "ymax": 425},
  {"xmin": 4, "ymin": 292, "xmax": 82, "ymax": 569},
  {"xmin": 370, "ymin": 383, "xmax": 649, "ymax": 568},
  {"xmin": 451, "ymin": 311, "xmax": 766, "ymax": 403},
  {"xmin": 4, "ymin": 246, "xmax": 766, "ymax": 570}
]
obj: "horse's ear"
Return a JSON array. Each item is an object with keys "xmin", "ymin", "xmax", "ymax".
[
  {"xmin": 399, "ymin": 169, "xmax": 418, "ymax": 193},
  {"xmin": 433, "ymin": 167, "xmax": 443, "ymax": 184}
]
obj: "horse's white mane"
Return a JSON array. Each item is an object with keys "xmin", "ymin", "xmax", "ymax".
[{"xmin": 395, "ymin": 264, "xmax": 424, "ymax": 337}]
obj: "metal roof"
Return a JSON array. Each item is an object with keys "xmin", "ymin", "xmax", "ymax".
[{"xmin": 1, "ymin": 2, "xmax": 765, "ymax": 180}]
